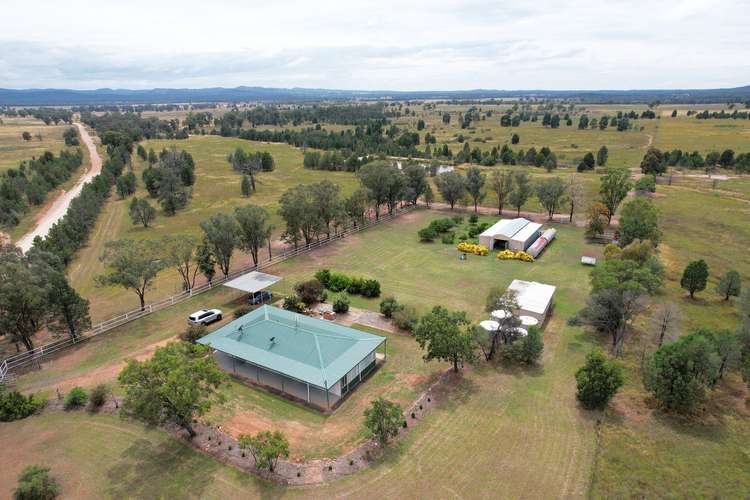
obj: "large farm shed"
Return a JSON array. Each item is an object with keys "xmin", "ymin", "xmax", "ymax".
[
  {"xmin": 507, "ymin": 279, "xmax": 556, "ymax": 322},
  {"xmin": 479, "ymin": 218, "xmax": 542, "ymax": 251},
  {"xmin": 198, "ymin": 305, "xmax": 386, "ymax": 410}
]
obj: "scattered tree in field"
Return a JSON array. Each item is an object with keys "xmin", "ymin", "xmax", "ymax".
[
  {"xmin": 157, "ymin": 168, "xmax": 189, "ymax": 215},
  {"xmin": 502, "ymin": 326, "xmax": 544, "ymax": 364},
  {"xmin": 599, "ymin": 168, "xmax": 632, "ymax": 224},
  {"xmin": 118, "ymin": 342, "xmax": 226, "ymax": 438},
  {"xmin": 136, "ymin": 144, "xmax": 147, "ymax": 161},
  {"xmin": 536, "ymin": 177, "xmax": 567, "ymax": 220},
  {"xmin": 716, "ymin": 270, "xmax": 741, "ymax": 301},
  {"xmin": 596, "ymin": 145, "xmax": 608, "ymax": 166},
  {"xmin": 511, "ymin": 133, "xmax": 520, "ymax": 144},
  {"xmin": 435, "ymin": 171, "xmax": 466, "ymax": 210},
  {"xmin": 235, "ymin": 204, "xmax": 273, "ymax": 267},
  {"xmin": 442, "ymin": 113, "xmax": 451, "ymax": 124},
  {"xmin": 643, "ymin": 331, "xmax": 719, "ymax": 412},
  {"xmin": 13, "ymin": 464, "xmax": 59, "ymax": 500},
  {"xmin": 702, "ymin": 328, "xmax": 740, "ymax": 380},
  {"xmin": 508, "ymin": 171, "xmax": 532, "ymax": 216},
  {"xmin": 489, "ymin": 169, "xmax": 513, "ymax": 215},
  {"xmin": 240, "ymin": 175, "xmax": 252, "ymax": 197},
  {"xmin": 640, "ymin": 147, "xmax": 667, "ymax": 175},
  {"xmin": 577, "ymin": 152, "xmax": 596, "ymax": 172},
  {"xmin": 200, "ymin": 213, "xmax": 239, "ymax": 278},
  {"xmin": 414, "ymin": 306, "xmax": 476, "ymax": 372},
  {"xmin": 651, "ymin": 303, "xmax": 680, "ymax": 347},
  {"xmin": 115, "ymin": 172, "xmax": 137, "ymax": 198},
  {"xmin": 21, "ymin": 131, "xmax": 32, "ymax": 141},
  {"xmin": 618, "ymin": 198, "xmax": 660, "ymax": 246},
  {"xmin": 564, "ymin": 174, "xmax": 584, "ymax": 223},
  {"xmin": 363, "ymin": 398, "xmax": 403, "ymax": 446},
  {"xmin": 129, "ymin": 197, "xmax": 156, "ymax": 228},
  {"xmin": 357, "ymin": 161, "xmax": 402, "ymax": 219},
  {"xmin": 465, "ymin": 167, "xmax": 486, "ymax": 212},
  {"xmin": 96, "ymin": 239, "xmax": 167, "ymax": 311},
  {"xmin": 163, "ymin": 234, "xmax": 199, "ymax": 291},
  {"xmin": 423, "ymin": 182, "xmax": 435, "ymax": 207},
  {"xmin": 575, "ymin": 348, "xmax": 623, "ymax": 410},
  {"xmin": 681, "ymin": 259, "xmax": 709, "ymax": 299},
  {"xmin": 238, "ymin": 431, "xmax": 290, "ymax": 472}
]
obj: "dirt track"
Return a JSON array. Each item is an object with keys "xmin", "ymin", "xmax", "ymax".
[{"xmin": 15, "ymin": 123, "xmax": 102, "ymax": 252}]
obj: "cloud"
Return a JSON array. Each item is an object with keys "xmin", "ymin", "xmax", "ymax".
[{"xmin": 0, "ymin": 0, "xmax": 748, "ymax": 90}]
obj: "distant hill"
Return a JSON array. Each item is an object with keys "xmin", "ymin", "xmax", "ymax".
[{"xmin": 1, "ymin": 85, "xmax": 749, "ymax": 106}]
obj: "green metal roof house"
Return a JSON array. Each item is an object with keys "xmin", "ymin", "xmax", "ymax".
[{"xmin": 198, "ymin": 305, "xmax": 386, "ymax": 410}]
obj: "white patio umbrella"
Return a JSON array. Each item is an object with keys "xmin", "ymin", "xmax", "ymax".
[
  {"xmin": 480, "ymin": 320, "xmax": 500, "ymax": 331},
  {"xmin": 513, "ymin": 327, "xmax": 529, "ymax": 337},
  {"xmin": 490, "ymin": 310, "xmax": 509, "ymax": 320},
  {"xmin": 519, "ymin": 315, "xmax": 539, "ymax": 327}
]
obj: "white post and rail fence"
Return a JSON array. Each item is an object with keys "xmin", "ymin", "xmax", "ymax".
[{"xmin": 0, "ymin": 205, "xmax": 418, "ymax": 383}]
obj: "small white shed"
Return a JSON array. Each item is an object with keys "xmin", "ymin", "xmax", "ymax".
[{"xmin": 507, "ymin": 279, "xmax": 556, "ymax": 323}]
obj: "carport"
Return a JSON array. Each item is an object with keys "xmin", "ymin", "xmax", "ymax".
[{"xmin": 223, "ymin": 271, "xmax": 282, "ymax": 301}]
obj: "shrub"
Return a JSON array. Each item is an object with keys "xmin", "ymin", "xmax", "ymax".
[
  {"xmin": 333, "ymin": 293, "xmax": 351, "ymax": 314},
  {"xmin": 283, "ymin": 295, "xmax": 305, "ymax": 313},
  {"xmin": 233, "ymin": 305, "xmax": 253, "ymax": 319},
  {"xmin": 392, "ymin": 305, "xmax": 418, "ymax": 331},
  {"xmin": 13, "ymin": 465, "xmax": 59, "ymax": 500},
  {"xmin": 418, "ymin": 226, "xmax": 438, "ymax": 242},
  {"xmin": 360, "ymin": 279, "xmax": 381, "ymax": 298},
  {"xmin": 428, "ymin": 218, "xmax": 455, "ymax": 233},
  {"xmin": 346, "ymin": 277, "xmax": 365, "ymax": 295},
  {"xmin": 458, "ymin": 233, "xmax": 468, "ymax": 241},
  {"xmin": 451, "ymin": 215, "xmax": 464, "ymax": 224},
  {"xmin": 0, "ymin": 388, "xmax": 46, "ymax": 422},
  {"xmin": 327, "ymin": 272, "xmax": 352, "ymax": 292},
  {"xmin": 457, "ymin": 242, "xmax": 489, "ymax": 256},
  {"xmin": 64, "ymin": 387, "xmax": 88, "ymax": 410},
  {"xmin": 380, "ymin": 297, "xmax": 402, "ymax": 318},
  {"xmin": 441, "ymin": 233, "xmax": 455, "ymax": 244},
  {"xmin": 469, "ymin": 214, "xmax": 479, "ymax": 224},
  {"xmin": 575, "ymin": 348, "xmax": 624, "ymax": 410},
  {"xmin": 634, "ymin": 174, "xmax": 656, "ymax": 193},
  {"xmin": 180, "ymin": 324, "xmax": 207, "ymax": 343},
  {"xmin": 314, "ymin": 268, "xmax": 331, "ymax": 287},
  {"xmin": 295, "ymin": 279, "xmax": 326, "ymax": 305},
  {"xmin": 89, "ymin": 384, "xmax": 109, "ymax": 410}
]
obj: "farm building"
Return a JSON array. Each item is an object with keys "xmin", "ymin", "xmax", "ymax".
[
  {"xmin": 507, "ymin": 279, "xmax": 556, "ymax": 323},
  {"xmin": 479, "ymin": 218, "xmax": 542, "ymax": 251},
  {"xmin": 197, "ymin": 305, "xmax": 386, "ymax": 410}
]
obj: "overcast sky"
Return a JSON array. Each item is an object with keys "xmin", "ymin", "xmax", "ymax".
[{"xmin": 1, "ymin": 0, "xmax": 748, "ymax": 91}]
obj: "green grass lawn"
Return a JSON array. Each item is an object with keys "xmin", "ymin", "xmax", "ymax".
[{"xmin": 0, "ymin": 117, "xmax": 68, "ymax": 172}]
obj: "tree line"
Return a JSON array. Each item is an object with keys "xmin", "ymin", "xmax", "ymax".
[
  {"xmin": 0, "ymin": 107, "xmax": 73, "ymax": 124},
  {"xmin": 640, "ymin": 146, "xmax": 750, "ymax": 174},
  {"xmin": 0, "ymin": 149, "xmax": 83, "ymax": 227},
  {"xmin": 81, "ymin": 111, "xmax": 189, "ymax": 148}
]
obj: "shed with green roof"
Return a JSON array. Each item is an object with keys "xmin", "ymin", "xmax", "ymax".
[{"xmin": 198, "ymin": 305, "xmax": 386, "ymax": 409}]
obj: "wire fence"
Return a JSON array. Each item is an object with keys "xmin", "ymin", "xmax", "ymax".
[{"xmin": 0, "ymin": 205, "xmax": 418, "ymax": 380}]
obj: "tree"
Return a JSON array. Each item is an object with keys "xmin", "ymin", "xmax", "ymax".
[
  {"xmin": 536, "ymin": 177, "xmax": 567, "ymax": 220},
  {"xmin": 581, "ymin": 287, "xmax": 644, "ymax": 356},
  {"xmin": 423, "ymin": 183, "xmax": 435, "ymax": 208},
  {"xmin": 403, "ymin": 164, "xmax": 427, "ymax": 205},
  {"xmin": 575, "ymin": 348, "xmax": 624, "ymax": 410},
  {"xmin": 21, "ymin": 131, "xmax": 32, "ymax": 141},
  {"xmin": 511, "ymin": 133, "xmax": 520, "ymax": 144},
  {"xmin": 0, "ymin": 246, "xmax": 53, "ymax": 351},
  {"xmin": 702, "ymin": 328, "xmax": 740, "ymax": 380},
  {"xmin": 413, "ymin": 306, "xmax": 476, "ymax": 372},
  {"xmin": 512, "ymin": 326, "xmax": 544, "ymax": 364},
  {"xmin": 163, "ymin": 235, "xmax": 199, "ymax": 291},
  {"xmin": 643, "ymin": 331, "xmax": 719, "ymax": 412},
  {"xmin": 235, "ymin": 205, "xmax": 272, "ymax": 267},
  {"xmin": 279, "ymin": 184, "xmax": 322, "ymax": 247},
  {"xmin": 577, "ymin": 152, "xmax": 596, "ymax": 172},
  {"xmin": 238, "ymin": 431, "xmax": 290, "ymax": 472},
  {"xmin": 435, "ymin": 171, "xmax": 466, "ymax": 210},
  {"xmin": 508, "ymin": 171, "xmax": 532, "ymax": 216},
  {"xmin": 294, "ymin": 279, "xmax": 325, "ymax": 305},
  {"xmin": 115, "ymin": 172, "xmax": 137, "ymax": 198},
  {"xmin": 227, "ymin": 148, "xmax": 259, "ymax": 191},
  {"xmin": 544, "ymin": 153, "xmax": 558, "ymax": 172},
  {"xmin": 618, "ymin": 198, "xmax": 660, "ymax": 246},
  {"xmin": 240, "ymin": 175, "xmax": 251, "ymax": 197},
  {"xmin": 651, "ymin": 303, "xmax": 680, "ymax": 347},
  {"xmin": 596, "ymin": 145, "xmax": 609, "ymax": 166},
  {"xmin": 585, "ymin": 202, "xmax": 610, "ymax": 238},
  {"xmin": 312, "ymin": 180, "xmax": 343, "ymax": 238},
  {"xmin": 200, "ymin": 213, "xmax": 239, "ymax": 278},
  {"xmin": 196, "ymin": 243, "xmax": 216, "ymax": 284},
  {"xmin": 13, "ymin": 464, "xmax": 59, "ymax": 500},
  {"xmin": 565, "ymin": 174, "xmax": 584, "ymax": 223},
  {"xmin": 465, "ymin": 167, "xmax": 486, "ymax": 212},
  {"xmin": 716, "ymin": 269, "xmax": 741, "ymax": 301},
  {"xmin": 357, "ymin": 161, "xmax": 401, "ymax": 220},
  {"xmin": 96, "ymin": 239, "xmax": 167, "ymax": 311},
  {"xmin": 118, "ymin": 342, "xmax": 226, "ymax": 438},
  {"xmin": 157, "ymin": 168, "xmax": 188, "ymax": 216},
  {"xmin": 599, "ymin": 168, "xmax": 632, "ymax": 224},
  {"xmin": 136, "ymin": 144, "xmax": 147, "ymax": 161},
  {"xmin": 681, "ymin": 259, "xmax": 709, "ymax": 299},
  {"xmin": 442, "ymin": 112, "xmax": 451, "ymax": 124},
  {"xmin": 640, "ymin": 147, "xmax": 666, "ymax": 175},
  {"xmin": 128, "ymin": 197, "xmax": 156, "ymax": 228},
  {"xmin": 363, "ymin": 398, "xmax": 403, "ymax": 446},
  {"xmin": 46, "ymin": 271, "xmax": 91, "ymax": 340},
  {"xmin": 488, "ymin": 169, "xmax": 513, "ymax": 215},
  {"xmin": 344, "ymin": 189, "xmax": 369, "ymax": 227}
]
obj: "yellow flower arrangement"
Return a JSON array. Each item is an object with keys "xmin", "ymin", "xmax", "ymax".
[
  {"xmin": 496, "ymin": 249, "xmax": 534, "ymax": 262},
  {"xmin": 457, "ymin": 242, "xmax": 489, "ymax": 256}
]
